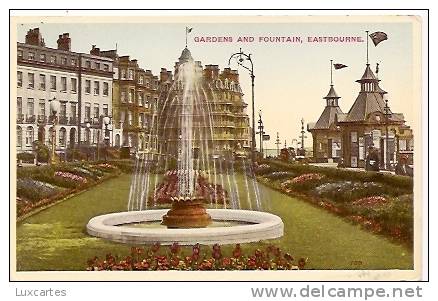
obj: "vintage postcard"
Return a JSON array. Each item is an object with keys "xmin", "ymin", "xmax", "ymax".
[{"xmin": 10, "ymin": 13, "xmax": 425, "ymax": 281}]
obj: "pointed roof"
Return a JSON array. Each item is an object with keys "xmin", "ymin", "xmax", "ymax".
[
  {"xmin": 324, "ymin": 85, "xmax": 340, "ymax": 99},
  {"xmin": 340, "ymin": 64, "xmax": 405, "ymax": 123},
  {"xmin": 356, "ymin": 64, "xmax": 378, "ymax": 82},
  {"xmin": 312, "ymin": 106, "xmax": 343, "ymax": 130}
]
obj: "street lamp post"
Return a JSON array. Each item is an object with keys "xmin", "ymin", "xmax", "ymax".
[
  {"xmin": 384, "ymin": 98, "xmax": 391, "ymax": 170},
  {"xmin": 49, "ymin": 97, "xmax": 60, "ymax": 165},
  {"xmin": 103, "ymin": 116, "xmax": 111, "ymax": 162},
  {"xmin": 86, "ymin": 122, "xmax": 91, "ymax": 161},
  {"xmin": 229, "ymin": 48, "xmax": 255, "ymax": 165},
  {"xmin": 256, "ymin": 110, "xmax": 264, "ymax": 157}
]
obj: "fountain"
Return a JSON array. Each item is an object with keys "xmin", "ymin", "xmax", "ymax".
[{"xmin": 86, "ymin": 46, "xmax": 283, "ymax": 245}]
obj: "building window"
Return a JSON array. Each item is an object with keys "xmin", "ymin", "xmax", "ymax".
[
  {"xmin": 85, "ymin": 103, "xmax": 91, "ymax": 121},
  {"xmin": 94, "ymin": 81, "xmax": 100, "ymax": 95},
  {"xmin": 102, "ymin": 104, "xmax": 108, "ymax": 116},
  {"xmin": 28, "ymin": 73, "xmax": 34, "ymax": 89},
  {"xmin": 27, "ymin": 98, "xmax": 34, "ymax": 116},
  {"xmin": 85, "ymin": 80, "xmax": 91, "ymax": 94},
  {"xmin": 129, "ymin": 90, "xmax": 134, "ymax": 103},
  {"xmin": 17, "ymin": 97, "xmax": 23, "ymax": 118},
  {"xmin": 50, "ymin": 55, "xmax": 56, "ymax": 64},
  {"xmin": 26, "ymin": 126, "xmax": 34, "ymax": 146},
  {"xmin": 50, "ymin": 75, "xmax": 56, "ymax": 90},
  {"xmin": 71, "ymin": 78, "xmax": 77, "ymax": 93},
  {"xmin": 70, "ymin": 103, "xmax": 77, "ymax": 122},
  {"xmin": 40, "ymin": 53, "xmax": 46, "ymax": 62},
  {"xmin": 103, "ymin": 64, "xmax": 109, "ymax": 71},
  {"xmin": 28, "ymin": 52, "xmax": 35, "ymax": 60},
  {"xmin": 59, "ymin": 128, "xmax": 66, "ymax": 147},
  {"xmin": 18, "ymin": 50, "xmax": 23, "ymax": 58},
  {"xmin": 61, "ymin": 57, "xmax": 67, "ymax": 65},
  {"xmin": 60, "ymin": 102, "xmax": 67, "ymax": 118},
  {"xmin": 39, "ymin": 74, "xmax": 46, "ymax": 90},
  {"xmin": 71, "ymin": 58, "xmax": 76, "ymax": 66},
  {"xmin": 61, "ymin": 77, "xmax": 67, "ymax": 92},
  {"xmin": 138, "ymin": 93, "xmax": 143, "ymax": 106},
  {"xmin": 128, "ymin": 111, "xmax": 133, "ymax": 125},
  {"xmin": 38, "ymin": 101, "xmax": 45, "ymax": 118},
  {"xmin": 121, "ymin": 91, "xmax": 127, "ymax": 103},
  {"xmin": 93, "ymin": 104, "xmax": 99, "ymax": 119},
  {"xmin": 121, "ymin": 69, "xmax": 126, "ymax": 79},
  {"xmin": 17, "ymin": 71, "xmax": 22, "ymax": 87},
  {"xmin": 128, "ymin": 69, "xmax": 134, "ymax": 80},
  {"xmin": 103, "ymin": 82, "xmax": 109, "ymax": 96},
  {"xmin": 95, "ymin": 62, "xmax": 100, "ymax": 70},
  {"xmin": 139, "ymin": 75, "xmax": 144, "ymax": 84},
  {"xmin": 17, "ymin": 126, "xmax": 22, "ymax": 147},
  {"xmin": 85, "ymin": 60, "xmax": 91, "ymax": 68},
  {"xmin": 145, "ymin": 95, "xmax": 150, "ymax": 108},
  {"xmin": 139, "ymin": 113, "xmax": 143, "ymax": 127}
]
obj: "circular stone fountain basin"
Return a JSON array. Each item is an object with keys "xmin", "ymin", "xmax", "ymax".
[{"xmin": 86, "ymin": 209, "xmax": 284, "ymax": 245}]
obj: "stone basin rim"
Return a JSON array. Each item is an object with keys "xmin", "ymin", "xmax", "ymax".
[{"xmin": 86, "ymin": 209, "xmax": 284, "ymax": 245}]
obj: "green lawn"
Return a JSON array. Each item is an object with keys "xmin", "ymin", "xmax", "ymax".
[{"xmin": 16, "ymin": 173, "xmax": 413, "ymax": 271}]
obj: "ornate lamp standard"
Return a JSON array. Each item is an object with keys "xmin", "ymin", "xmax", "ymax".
[
  {"xmin": 85, "ymin": 122, "xmax": 91, "ymax": 161},
  {"xmin": 103, "ymin": 116, "xmax": 111, "ymax": 162},
  {"xmin": 384, "ymin": 97, "xmax": 392, "ymax": 170},
  {"xmin": 49, "ymin": 97, "xmax": 60, "ymax": 165},
  {"xmin": 229, "ymin": 48, "xmax": 255, "ymax": 164}
]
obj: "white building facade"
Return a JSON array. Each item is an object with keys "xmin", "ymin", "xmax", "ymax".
[{"xmin": 16, "ymin": 28, "xmax": 121, "ymax": 156}]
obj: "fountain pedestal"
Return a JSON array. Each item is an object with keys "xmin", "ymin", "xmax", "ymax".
[{"xmin": 162, "ymin": 197, "xmax": 212, "ymax": 228}]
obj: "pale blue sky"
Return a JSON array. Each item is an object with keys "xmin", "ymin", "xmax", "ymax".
[{"xmin": 17, "ymin": 21, "xmax": 415, "ymax": 148}]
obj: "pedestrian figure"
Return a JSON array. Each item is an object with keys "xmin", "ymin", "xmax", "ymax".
[{"xmin": 365, "ymin": 146, "xmax": 380, "ymax": 171}]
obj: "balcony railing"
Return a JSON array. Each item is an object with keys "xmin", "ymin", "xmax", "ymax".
[
  {"xmin": 69, "ymin": 117, "xmax": 78, "ymax": 125},
  {"xmin": 59, "ymin": 116, "xmax": 68, "ymax": 125},
  {"xmin": 25, "ymin": 115, "xmax": 36, "ymax": 123},
  {"xmin": 37, "ymin": 115, "xmax": 47, "ymax": 124},
  {"xmin": 17, "ymin": 114, "xmax": 24, "ymax": 123}
]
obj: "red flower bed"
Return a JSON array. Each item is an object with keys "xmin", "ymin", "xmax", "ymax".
[
  {"xmin": 86, "ymin": 243, "xmax": 306, "ymax": 271},
  {"xmin": 149, "ymin": 170, "xmax": 229, "ymax": 205},
  {"xmin": 351, "ymin": 196, "xmax": 387, "ymax": 207}
]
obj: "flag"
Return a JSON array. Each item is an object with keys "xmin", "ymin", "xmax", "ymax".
[
  {"xmin": 186, "ymin": 27, "xmax": 193, "ymax": 33},
  {"xmin": 369, "ymin": 31, "xmax": 388, "ymax": 46},
  {"xmin": 333, "ymin": 63, "xmax": 348, "ymax": 70}
]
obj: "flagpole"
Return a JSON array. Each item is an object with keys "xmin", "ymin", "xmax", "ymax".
[
  {"xmin": 366, "ymin": 30, "xmax": 369, "ymax": 64},
  {"xmin": 330, "ymin": 59, "xmax": 333, "ymax": 85},
  {"xmin": 185, "ymin": 27, "xmax": 187, "ymax": 47}
]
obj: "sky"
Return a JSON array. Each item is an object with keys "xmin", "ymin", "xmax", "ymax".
[{"xmin": 16, "ymin": 19, "xmax": 416, "ymax": 149}]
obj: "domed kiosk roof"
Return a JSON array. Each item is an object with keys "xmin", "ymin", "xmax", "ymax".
[{"xmin": 179, "ymin": 47, "xmax": 194, "ymax": 63}]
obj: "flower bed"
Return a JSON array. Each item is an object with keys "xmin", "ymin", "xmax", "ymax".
[
  {"xmin": 257, "ymin": 161, "xmax": 413, "ymax": 245},
  {"xmin": 54, "ymin": 171, "xmax": 88, "ymax": 185},
  {"xmin": 86, "ymin": 243, "xmax": 306, "ymax": 271},
  {"xmin": 17, "ymin": 178, "xmax": 63, "ymax": 202},
  {"xmin": 16, "ymin": 162, "xmax": 121, "ymax": 218},
  {"xmin": 280, "ymin": 173, "xmax": 325, "ymax": 192},
  {"xmin": 263, "ymin": 171, "xmax": 296, "ymax": 181}
]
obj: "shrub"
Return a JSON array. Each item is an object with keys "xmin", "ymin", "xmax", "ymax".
[{"xmin": 17, "ymin": 152, "xmax": 35, "ymax": 163}]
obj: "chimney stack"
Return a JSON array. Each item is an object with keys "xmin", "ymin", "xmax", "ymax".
[
  {"xmin": 25, "ymin": 28, "xmax": 45, "ymax": 47},
  {"xmin": 57, "ymin": 33, "xmax": 71, "ymax": 51},
  {"xmin": 90, "ymin": 45, "xmax": 101, "ymax": 56}
]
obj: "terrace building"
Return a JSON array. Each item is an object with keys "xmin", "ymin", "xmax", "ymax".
[
  {"xmin": 94, "ymin": 47, "xmax": 160, "ymax": 151},
  {"xmin": 16, "ymin": 28, "xmax": 116, "ymax": 155}
]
